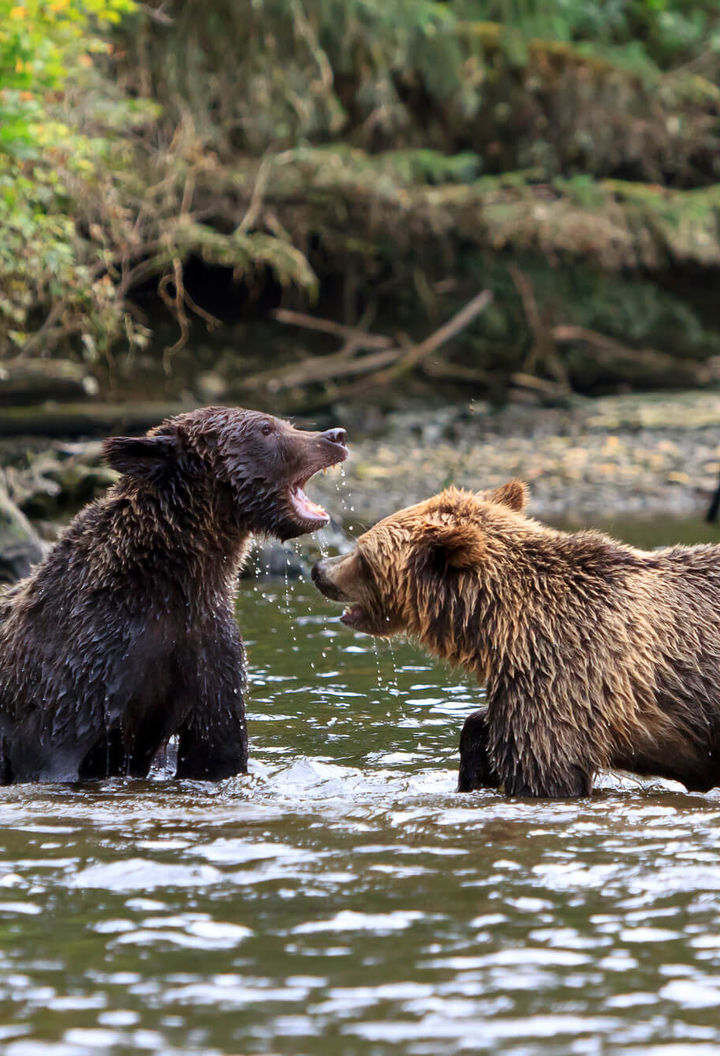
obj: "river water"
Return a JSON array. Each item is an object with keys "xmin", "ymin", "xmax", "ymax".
[{"xmin": 3, "ymin": 519, "xmax": 720, "ymax": 1055}]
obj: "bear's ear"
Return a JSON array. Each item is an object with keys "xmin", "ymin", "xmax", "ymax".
[
  {"xmin": 416, "ymin": 520, "xmax": 485, "ymax": 572},
  {"xmin": 102, "ymin": 434, "xmax": 179, "ymax": 481},
  {"xmin": 483, "ymin": 479, "xmax": 529, "ymax": 513}
]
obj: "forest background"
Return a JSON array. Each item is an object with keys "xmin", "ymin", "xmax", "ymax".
[{"xmin": 4, "ymin": 0, "xmax": 720, "ymax": 415}]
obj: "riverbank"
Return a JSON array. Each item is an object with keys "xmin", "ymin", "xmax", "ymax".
[
  {"xmin": 309, "ymin": 391, "xmax": 720, "ymax": 525},
  {"xmin": 3, "ymin": 391, "xmax": 720, "ymax": 572}
]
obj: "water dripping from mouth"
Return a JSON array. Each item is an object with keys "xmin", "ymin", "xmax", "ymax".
[
  {"xmin": 316, "ymin": 532, "xmax": 329, "ymax": 559},
  {"xmin": 371, "ymin": 637, "xmax": 384, "ymax": 690},
  {"xmin": 386, "ymin": 636, "xmax": 400, "ymax": 696},
  {"xmin": 334, "ymin": 463, "xmax": 358, "ymax": 540},
  {"xmin": 283, "ymin": 561, "xmax": 291, "ymax": 613},
  {"xmin": 370, "ymin": 634, "xmax": 400, "ymax": 698},
  {"xmin": 283, "ymin": 558, "xmax": 300, "ymax": 653}
]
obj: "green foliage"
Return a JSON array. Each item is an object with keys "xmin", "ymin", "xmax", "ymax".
[
  {"xmin": 7, "ymin": 0, "xmax": 720, "ymax": 391},
  {"xmin": 0, "ymin": 0, "xmax": 143, "ymax": 353},
  {"xmin": 121, "ymin": 1, "xmax": 720, "ymax": 184},
  {"xmin": 120, "ymin": 0, "xmax": 466, "ymax": 155},
  {"xmin": 456, "ymin": 0, "xmax": 720, "ymax": 69}
]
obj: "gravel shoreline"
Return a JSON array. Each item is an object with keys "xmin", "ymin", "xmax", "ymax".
[
  {"xmin": 4, "ymin": 392, "xmax": 720, "ymax": 538},
  {"xmin": 310, "ymin": 392, "xmax": 720, "ymax": 524}
]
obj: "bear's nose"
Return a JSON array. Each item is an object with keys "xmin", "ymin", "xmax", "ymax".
[{"xmin": 322, "ymin": 427, "xmax": 347, "ymax": 446}]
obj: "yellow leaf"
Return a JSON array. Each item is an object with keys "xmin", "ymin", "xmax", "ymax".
[{"xmin": 9, "ymin": 6, "xmax": 26, "ymax": 19}]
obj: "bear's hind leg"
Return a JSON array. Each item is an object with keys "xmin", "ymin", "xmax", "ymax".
[{"xmin": 458, "ymin": 708, "xmax": 500, "ymax": 792}]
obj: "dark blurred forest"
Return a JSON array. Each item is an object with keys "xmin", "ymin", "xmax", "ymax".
[{"xmin": 4, "ymin": 0, "xmax": 720, "ymax": 413}]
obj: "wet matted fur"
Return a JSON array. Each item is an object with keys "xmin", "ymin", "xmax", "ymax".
[
  {"xmin": 0, "ymin": 406, "xmax": 347, "ymax": 784},
  {"xmin": 313, "ymin": 482, "xmax": 720, "ymax": 798}
]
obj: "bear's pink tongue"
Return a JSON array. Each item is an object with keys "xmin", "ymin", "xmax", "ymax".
[{"xmin": 289, "ymin": 486, "xmax": 329, "ymax": 525}]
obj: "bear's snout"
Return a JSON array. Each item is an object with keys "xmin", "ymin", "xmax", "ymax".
[
  {"xmin": 311, "ymin": 556, "xmax": 348, "ymax": 602},
  {"xmin": 321, "ymin": 427, "xmax": 348, "ymax": 450}
]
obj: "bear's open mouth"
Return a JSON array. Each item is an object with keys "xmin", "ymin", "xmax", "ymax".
[
  {"xmin": 286, "ymin": 435, "xmax": 348, "ymax": 530},
  {"xmin": 340, "ymin": 604, "xmax": 366, "ymax": 628},
  {"xmin": 288, "ymin": 482, "xmax": 330, "ymax": 528}
]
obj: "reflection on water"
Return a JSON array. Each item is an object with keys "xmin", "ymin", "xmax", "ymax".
[{"xmin": 2, "ymin": 518, "xmax": 720, "ymax": 1054}]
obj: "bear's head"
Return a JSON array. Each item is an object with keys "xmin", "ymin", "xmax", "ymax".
[
  {"xmin": 312, "ymin": 481, "xmax": 529, "ymax": 642},
  {"xmin": 103, "ymin": 406, "xmax": 348, "ymax": 541}
]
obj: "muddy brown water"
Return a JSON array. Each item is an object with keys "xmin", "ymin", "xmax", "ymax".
[{"xmin": 2, "ymin": 517, "xmax": 720, "ymax": 1055}]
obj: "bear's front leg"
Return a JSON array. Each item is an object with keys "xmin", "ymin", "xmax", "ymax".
[
  {"xmin": 175, "ymin": 632, "xmax": 248, "ymax": 781},
  {"xmin": 458, "ymin": 708, "xmax": 500, "ymax": 792},
  {"xmin": 501, "ymin": 761, "xmax": 593, "ymax": 799},
  {"xmin": 176, "ymin": 690, "xmax": 248, "ymax": 780},
  {"xmin": 485, "ymin": 684, "xmax": 595, "ymax": 798}
]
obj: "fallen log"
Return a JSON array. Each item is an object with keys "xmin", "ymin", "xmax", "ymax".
[
  {"xmin": 0, "ymin": 359, "xmax": 99, "ymax": 407},
  {"xmin": 0, "ymin": 402, "xmax": 195, "ymax": 438}
]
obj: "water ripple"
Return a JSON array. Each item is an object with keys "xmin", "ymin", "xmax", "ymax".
[{"xmin": 1, "ymin": 581, "xmax": 720, "ymax": 1054}]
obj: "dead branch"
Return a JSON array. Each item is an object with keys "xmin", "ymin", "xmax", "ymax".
[
  {"xmin": 238, "ymin": 156, "xmax": 271, "ymax": 235},
  {"xmin": 363, "ymin": 288, "xmax": 493, "ymax": 388},
  {"xmin": 245, "ymin": 346, "xmax": 401, "ymax": 392},
  {"xmin": 139, "ymin": 3, "xmax": 174, "ymax": 25},
  {"xmin": 510, "ymin": 372, "xmax": 569, "ymax": 396},
  {"xmin": 252, "ymin": 289, "xmax": 493, "ymax": 394},
  {"xmin": 272, "ymin": 308, "xmax": 394, "ymax": 351},
  {"xmin": 20, "ymin": 301, "xmax": 69, "ymax": 356},
  {"xmin": 509, "ymin": 265, "xmax": 570, "ymax": 391},
  {"xmin": 423, "ymin": 359, "xmax": 490, "ymax": 383},
  {"xmin": 181, "ymin": 287, "xmax": 222, "ymax": 331},
  {"xmin": 157, "ymin": 257, "xmax": 190, "ymax": 371}
]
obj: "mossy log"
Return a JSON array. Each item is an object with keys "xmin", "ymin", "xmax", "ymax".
[
  {"xmin": 0, "ymin": 403, "xmax": 195, "ymax": 438},
  {"xmin": 0, "ymin": 359, "xmax": 99, "ymax": 407},
  {"xmin": 186, "ymin": 155, "xmax": 720, "ymax": 278}
]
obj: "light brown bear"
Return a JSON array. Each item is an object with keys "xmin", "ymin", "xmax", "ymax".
[{"xmin": 312, "ymin": 482, "xmax": 720, "ymax": 798}]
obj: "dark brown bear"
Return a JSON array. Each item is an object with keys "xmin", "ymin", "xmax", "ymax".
[
  {"xmin": 312, "ymin": 482, "xmax": 720, "ymax": 798},
  {"xmin": 0, "ymin": 406, "xmax": 347, "ymax": 784}
]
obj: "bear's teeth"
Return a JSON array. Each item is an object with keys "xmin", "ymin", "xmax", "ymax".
[{"xmin": 289, "ymin": 486, "xmax": 329, "ymax": 523}]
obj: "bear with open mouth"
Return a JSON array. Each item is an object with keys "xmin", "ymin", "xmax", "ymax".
[
  {"xmin": 313, "ymin": 481, "xmax": 720, "ymax": 799},
  {"xmin": 0, "ymin": 406, "xmax": 348, "ymax": 784}
]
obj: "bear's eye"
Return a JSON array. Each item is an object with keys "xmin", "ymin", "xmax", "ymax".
[{"xmin": 260, "ymin": 422, "xmax": 274, "ymax": 437}]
